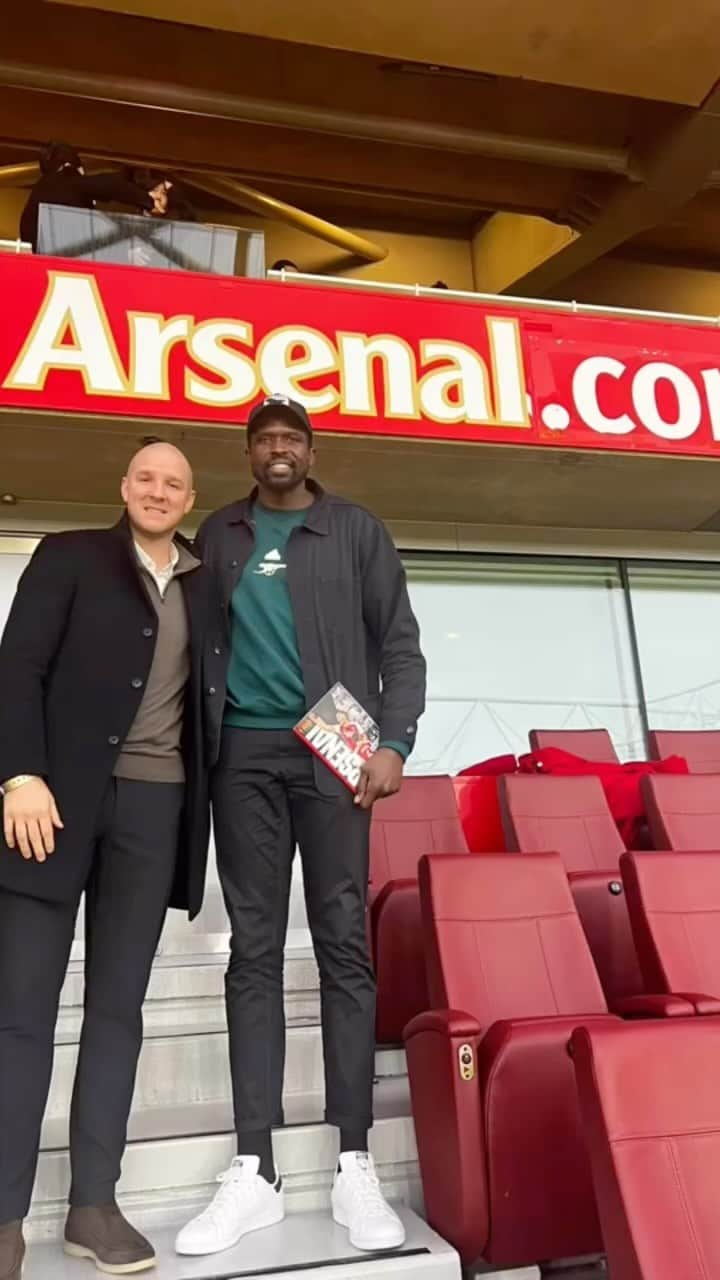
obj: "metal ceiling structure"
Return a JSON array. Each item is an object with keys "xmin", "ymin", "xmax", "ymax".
[
  {"xmin": 50, "ymin": 0, "xmax": 720, "ymax": 106},
  {"xmin": 2, "ymin": 1, "xmax": 720, "ymax": 290},
  {"xmin": 508, "ymin": 82, "xmax": 720, "ymax": 295}
]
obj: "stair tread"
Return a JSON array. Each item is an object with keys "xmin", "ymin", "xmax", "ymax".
[
  {"xmin": 40, "ymin": 1078, "xmax": 412, "ymax": 1151},
  {"xmin": 53, "ymin": 1021, "xmax": 232, "ymax": 1045},
  {"xmin": 24, "ymin": 1208, "xmax": 459, "ymax": 1279},
  {"xmin": 63, "ymin": 940, "xmax": 317, "ymax": 979},
  {"xmin": 52, "ymin": 1021, "xmax": 405, "ymax": 1055},
  {"xmin": 32, "ymin": 1116, "xmax": 419, "ymax": 1217}
]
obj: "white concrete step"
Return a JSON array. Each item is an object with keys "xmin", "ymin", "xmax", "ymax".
[
  {"xmin": 30, "ymin": 1115, "xmax": 421, "ymax": 1242},
  {"xmin": 68, "ymin": 857, "xmax": 314, "ymax": 966},
  {"xmin": 68, "ymin": 883, "xmax": 231, "ymax": 964},
  {"xmin": 43, "ymin": 1024, "xmax": 404, "ymax": 1146},
  {"xmin": 57, "ymin": 946, "xmax": 321, "ymax": 1035},
  {"xmin": 41, "ymin": 1075, "xmax": 412, "ymax": 1155},
  {"xmin": 25, "ymin": 1207, "xmax": 461, "ymax": 1279},
  {"xmin": 42, "ymin": 1029, "xmax": 409, "ymax": 1149}
]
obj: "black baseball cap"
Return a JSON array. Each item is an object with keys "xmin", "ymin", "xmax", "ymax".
[{"xmin": 247, "ymin": 394, "xmax": 313, "ymax": 439}]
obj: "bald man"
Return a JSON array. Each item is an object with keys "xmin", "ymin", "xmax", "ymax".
[{"xmin": 0, "ymin": 443, "xmax": 222, "ymax": 1278}]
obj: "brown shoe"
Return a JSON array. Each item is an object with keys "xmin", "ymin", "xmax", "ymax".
[
  {"xmin": 64, "ymin": 1205, "xmax": 155, "ymax": 1275},
  {"xmin": 0, "ymin": 1222, "xmax": 24, "ymax": 1280}
]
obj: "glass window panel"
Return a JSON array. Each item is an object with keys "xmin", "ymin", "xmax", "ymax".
[
  {"xmin": 404, "ymin": 557, "xmax": 643, "ymax": 772},
  {"xmin": 0, "ymin": 540, "xmax": 35, "ymax": 634},
  {"xmin": 628, "ymin": 565, "xmax": 720, "ymax": 731}
]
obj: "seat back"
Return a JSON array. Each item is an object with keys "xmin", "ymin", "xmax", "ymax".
[
  {"xmin": 501, "ymin": 774, "xmax": 625, "ymax": 873},
  {"xmin": 622, "ymin": 850, "xmax": 720, "ymax": 997},
  {"xmin": 643, "ymin": 774, "xmax": 720, "ymax": 850},
  {"xmin": 649, "ymin": 729, "xmax": 720, "ymax": 774},
  {"xmin": 369, "ymin": 774, "xmax": 468, "ymax": 892},
  {"xmin": 573, "ymin": 1021, "xmax": 720, "ymax": 1280},
  {"xmin": 420, "ymin": 852, "xmax": 607, "ymax": 1021},
  {"xmin": 529, "ymin": 728, "xmax": 619, "ymax": 762}
]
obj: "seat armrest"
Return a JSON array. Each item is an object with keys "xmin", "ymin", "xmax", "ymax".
[
  {"xmin": 369, "ymin": 876, "xmax": 417, "ymax": 951},
  {"xmin": 404, "ymin": 1008, "xmax": 487, "ymax": 1264},
  {"xmin": 675, "ymin": 992, "xmax": 720, "ymax": 1016},
  {"xmin": 371, "ymin": 876, "xmax": 418, "ymax": 917},
  {"xmin": 612, "ymin": 993, "xmax": 696, "ymax": 1019},
  {"xmin": 374, "ymin": 879, "xmax": 429, "ymax": 1044},
  {"xmin": 405, "ymin": 1009, "xmax": 484, "ymax": 1041},
  {"xmin": 568, "ymin": 871, "xmax": 645, "ymax": 1004}
]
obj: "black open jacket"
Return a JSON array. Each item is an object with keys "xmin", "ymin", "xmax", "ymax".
[
  {"xmin": 0, "ymin": 516, "xmax": 220, "ymax": 916},
  {"xmin": 197, "ymin": 481, "xmax": 427, "ymax": 794}
]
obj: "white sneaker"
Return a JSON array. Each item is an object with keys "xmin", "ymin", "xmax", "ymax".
[
  {"xmin": 331, "ymin": 1152, "xmax": 406, "ymax": 1251},
  {"xmin": 175, "ymin": 1156, "xmax": 285, "ymax": 1256}
]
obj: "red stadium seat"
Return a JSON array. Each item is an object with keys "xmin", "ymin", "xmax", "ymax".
[
  {"xmin": 405, "ymin": 852, "xmax": 611, "ymax": 1268},
  {"xmin": 452, "ymin": 774, "xmax": 507, "ymax": 852},
  {"xmin": 500, "ymin": 774, "xmax": 644, "ymax": 1003},
  {"xmin": 622, "ymin": 850, "xmax": 720, "ymax": 1014},
  {"xmin": 573, "ymin": 1020, "xmax": 720, "ymax": 1280},
  {"xmin": 649, "ymin": 728, "xmax": 720, "ymax": 773},
  {"xmin": 529, "ymin": 728, "xmax": 619, "ymax": 762},
  {"xmin": 642, "ymin": 773, "xmax": 720, "ymax": 850},
  {"xmin": 369, "ymin": 775, "xmax": 468, "ymax": 1044}
]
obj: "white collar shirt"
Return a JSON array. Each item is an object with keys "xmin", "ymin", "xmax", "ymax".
[{"xmin": 134, "ymin": 540, "xmax": 179, "ymax": 599}]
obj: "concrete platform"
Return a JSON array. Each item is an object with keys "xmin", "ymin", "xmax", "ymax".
[
  {"xmin": 24, "ymin": 1208, "xmax": 460, "ymax": 1280},
  {"xmin": 29, "ymin": 1116, "xmax": 420, "ymax": 1242}
]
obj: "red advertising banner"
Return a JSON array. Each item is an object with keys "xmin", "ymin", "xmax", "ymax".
[{"xmin": 2, "ymin": 254, "xmax": 720, "ymax": 457}]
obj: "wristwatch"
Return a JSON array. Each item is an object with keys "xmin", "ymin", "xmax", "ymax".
[{"xmin": 0, "ymin": 775, "xmax": 38, "ymax": 797}]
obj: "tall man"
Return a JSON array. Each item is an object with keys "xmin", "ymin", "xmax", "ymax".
[
  {"xmin": 0, "ymin": 443, "xmax": 219, "ymax": 1279},
  {"xmin": 177, "ymin": 395, "xmax": 426, "ymax": 1258}
]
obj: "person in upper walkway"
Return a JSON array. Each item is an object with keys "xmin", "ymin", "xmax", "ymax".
[
  {"xmin": 130, "ymin": 169, "xmax": 197, "ymax": 223},
  {"xmin": 19, "ymin": 142, "xmax": 158, "ymax": 250}
]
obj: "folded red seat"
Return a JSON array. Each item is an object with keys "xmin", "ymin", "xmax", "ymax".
[
  {"xmin": 622, "ymin": 848, "xmax": 720, "ymax": 1015},
  {"xmin": 649, "ymin": 728, "xmax": 720, "ymax": 773},
  {"xmin": 529, "ymin": 727, "xmax": 619, "ymax": 762},
  {"xmin": 405, "ymin": 851, "xmax": 616, "ymax": 1269},
  {"xmin": 500, "ymin": 773, "xmax": 645, "ymax": 1004},
  {"xmin": 642, "ymin": 772, "xmax": 720, "ymax": 851},
  {"xmin": 573, "ymin": 1019, "xmax": 720, "ymax": 1280}
]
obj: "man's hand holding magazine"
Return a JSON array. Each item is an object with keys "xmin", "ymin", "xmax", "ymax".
[
  {"xmin": 295, "ymin": 682, "xmax": 405, "ymax": 804},
  {"xmin": 354, "ymin": 748, "xmax": 404, "ymax": 810}
]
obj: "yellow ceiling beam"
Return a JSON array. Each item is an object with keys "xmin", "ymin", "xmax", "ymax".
[
  {"xmin": 472, "ymin": 213, "xmax": 577, "ymax": 295},
  {"xmin": 0, "ymin": 161, "xmax": 39, "ymax": 188},
  {"xmin": 178, "ymin": 172, "xmax": 387, "ymax": 263},
  {"xmin": 507, "ymin": 82, "xmax": 720, "ymax": 296}
]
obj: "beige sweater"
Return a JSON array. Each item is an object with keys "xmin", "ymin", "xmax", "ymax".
[{"xmin": 114, "ymin": 543, "xmax": 199, "ymax": 784}]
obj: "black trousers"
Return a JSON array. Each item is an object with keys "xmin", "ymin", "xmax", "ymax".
[
  {"xmin": 0, "ymin": 778, "xmax": 183, "ymax": 1225},
  {"xmin": 212, "ymin": 729, "xmax": 375, "ymax": 1134}
]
